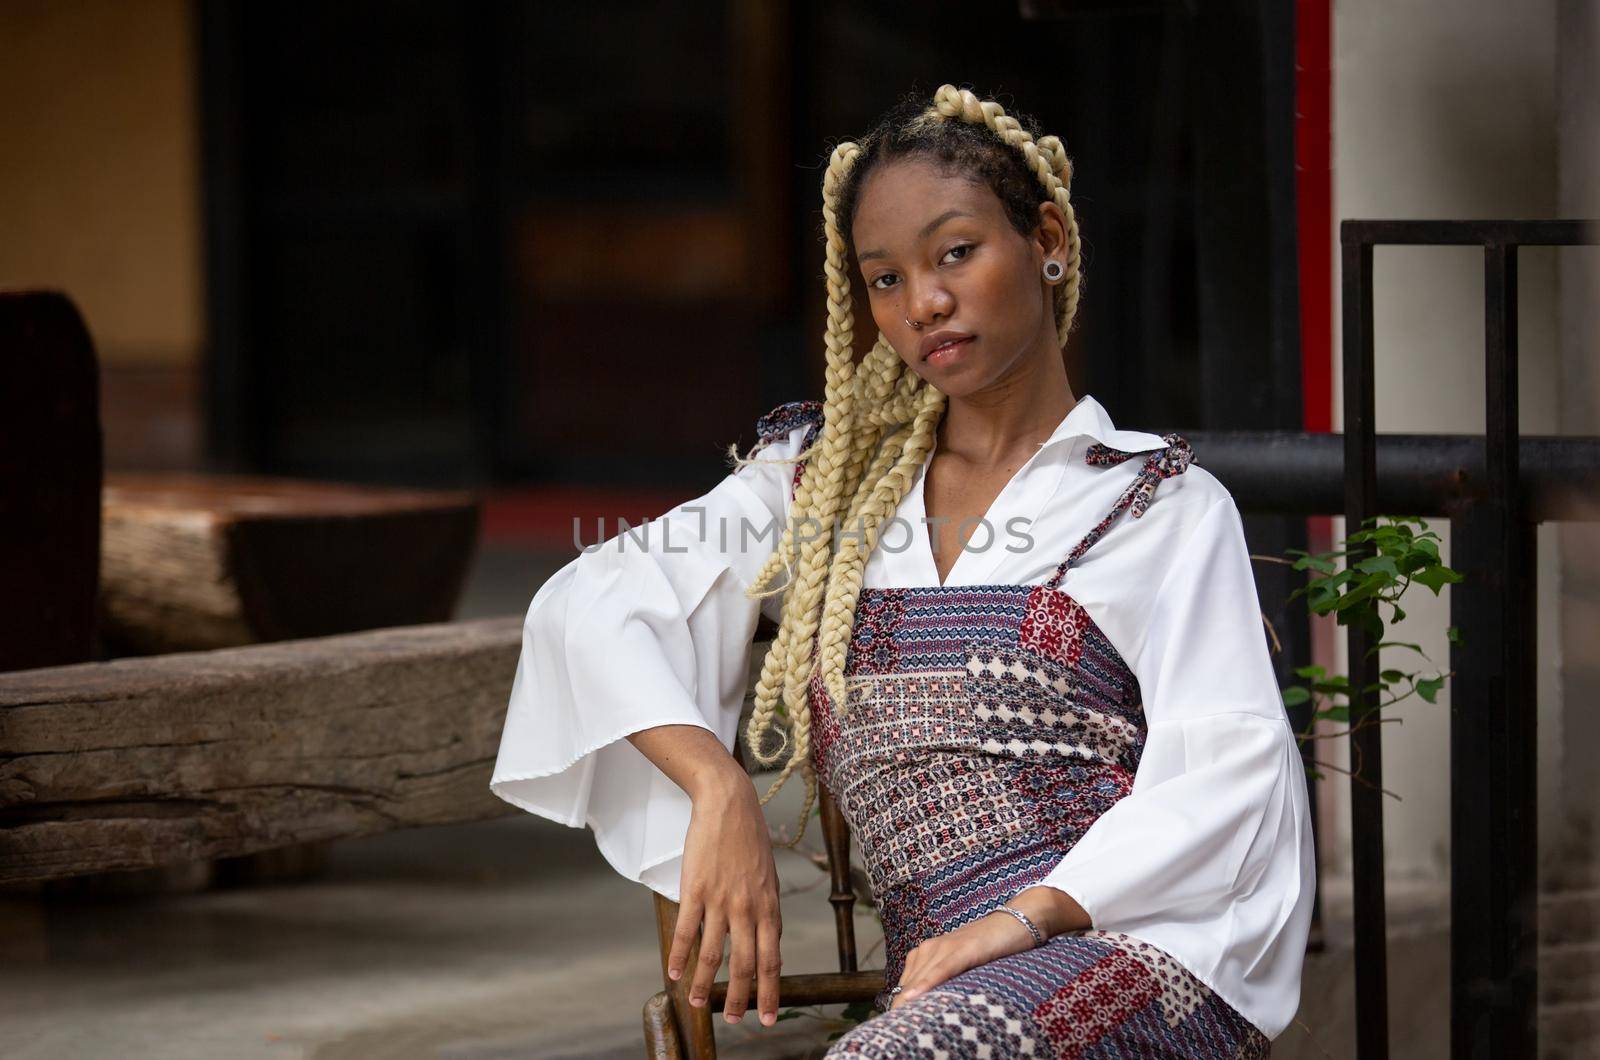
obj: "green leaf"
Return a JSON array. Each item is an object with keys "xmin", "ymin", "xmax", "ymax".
[
  {"xmin": 1356, "ymin": 555, "xmax": 1401, "ymax": 578},
  {"xmin": 1416, "ymin": 675, "xmax": 1445, "ymax": 703},
  {"xmin": 1446, "ymin": 625, "xmax": 1463, "ymax": 646},
  {"xmin": 1282, "ymin": 686, "xmax": 1312, "ymax": 707},
  {"xmin": 1413, "ymin": 566, "xmax": 1464, "ymax": 593},
  {"xmin": 1304, "ymin": 589, "xmax": 1336, "ymax": 613},
  {"xmin": 1334, "ymin": 578, "xmax": 1385, "ymax": 610}
]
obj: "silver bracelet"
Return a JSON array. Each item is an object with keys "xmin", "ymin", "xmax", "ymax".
[{"xmin": 996, "ymin": 902, "xmax": 1045, "ymax": 947}]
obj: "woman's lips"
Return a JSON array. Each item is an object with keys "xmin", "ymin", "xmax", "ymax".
[{"xmin": 924, "ymin": 335, "xmax": 974, "ymax": 365}]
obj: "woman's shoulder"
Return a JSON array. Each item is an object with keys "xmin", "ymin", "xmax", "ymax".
[
  {"xmin": 1083, "ymin": 429, "xmax": 1237, "ymax": 537},
  {"xmin": 753, "ymin": 398, "xmax": 824, "ymax": 447}
]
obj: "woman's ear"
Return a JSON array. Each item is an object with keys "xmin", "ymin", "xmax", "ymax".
[{"xmin": 1034, "ymin": 200, "xmax": 1069, "ymax": 262}]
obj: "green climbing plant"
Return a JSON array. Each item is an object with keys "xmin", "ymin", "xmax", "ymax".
[{"xmin": 1264, "ymin": 515, "xmax": 1465, "ymax": 791}]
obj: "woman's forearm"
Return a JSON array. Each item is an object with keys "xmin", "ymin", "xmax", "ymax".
[
  {"xmin": 1012, "ymin": 884, "xmax": 1092, "ymax": 938},
  {"xmin": 627, "ymin": 723, "xmax": 750, "ymax": 802},
  {"xmin": 635, "ymin": 723, "xmax": 781, "ymax": 1027}
]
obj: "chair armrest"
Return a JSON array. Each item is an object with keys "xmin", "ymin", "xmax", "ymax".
[{"xmin": 707, "ymin": 969, "xmax": 885, "ymax": 1010}]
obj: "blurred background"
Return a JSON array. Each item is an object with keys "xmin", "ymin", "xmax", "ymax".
[
  {"xmin": 5, "ymin": 0, "xmax": 1321, "ymax": 489},
  {"xmin": 1, "ymin": 0, "xmax": 1597, "ymax": 1057}
]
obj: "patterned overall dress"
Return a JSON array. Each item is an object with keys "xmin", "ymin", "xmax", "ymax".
[{"xmin": 770, "ymin": 411, "xmax": 1270, "ymax": 1059}]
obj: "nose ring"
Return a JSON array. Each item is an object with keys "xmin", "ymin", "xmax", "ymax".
[{"xmin": 905, "ymin": 317, "xmax": 923, "ymax": 330}]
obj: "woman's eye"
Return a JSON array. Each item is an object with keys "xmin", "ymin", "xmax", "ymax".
[{"xmin": 867, "ymin": 248, "xmax": 967, "ymax": 291}]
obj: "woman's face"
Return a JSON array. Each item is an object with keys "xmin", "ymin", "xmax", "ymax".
[{"xmin": 850, "ymin": 155, "xmax": 1059, "ymax": 397}]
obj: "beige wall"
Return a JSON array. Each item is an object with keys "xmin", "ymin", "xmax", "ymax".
[
  {"xmin": 0, "ymin": 0, "xmax": 202, "ymax": 368},
  {"xmin": 1328, "ymin": 0, "xmax": 1581, "ymax": 893}
]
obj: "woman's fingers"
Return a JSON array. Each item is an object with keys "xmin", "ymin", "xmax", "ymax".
[
  {"xmin": 891, "ymin": 973, "xmax": 934, "ymax": 1010},
  {"xmin": 755, "ymin": 909, "xmax": 783, "ymax": 1025},
  {"xmin": 690, "ymin": 910, "xmax": 727, "ymax": 1008},
  {"xmin": 667, "ymin": 896, "xmax": 703, "ymax": 983},
  {"xmin": 722, "ymin": 911, "xmax": 756, "ymax": 1023},
  {"xmin": 889, "ymin": 946, "xmax": 946, "ymax": 1009}
]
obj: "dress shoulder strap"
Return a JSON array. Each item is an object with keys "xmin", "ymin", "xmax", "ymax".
[
  {"xmin": 751, "ymin": 399, "xmax": 825, "ymax": 500},
  {"xmin": 754, "ymin": 399, "xmax": 824, "ymax": 449},
  {"xmin": 1043, "ymin": 432, "xmax": 1195, "ymax": 589}
]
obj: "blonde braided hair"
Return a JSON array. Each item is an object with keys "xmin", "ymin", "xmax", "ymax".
[{"xmin": 727, "ymin": 85, "xmax": 1085, "ymax": 848}]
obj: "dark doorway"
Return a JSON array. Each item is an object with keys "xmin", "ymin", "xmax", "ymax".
[{"xmin": 200, "ymin": 0, "xmax": 1301, "ymax": 494}]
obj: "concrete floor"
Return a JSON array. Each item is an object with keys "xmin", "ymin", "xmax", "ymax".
[
  {"xmin": 0, "ymin": 814, "xmax": 1464, "ymax": 1060},
  {"xmin": 0, "ymin": 808, "xmax": 882, "ymax": 1059},
  {"xmin": 0, "ymin": 543, "xmax": 1465, "ymax": 1058}
]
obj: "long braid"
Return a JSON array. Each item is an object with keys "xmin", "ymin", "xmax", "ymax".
[
  {"xmin": 816, "ymin": 385, "xmax": 944, "ymax": 711},
  {"xmin": 736, "ymin": 85, "xmax": 1082, "ymax": 847},
  {"xmin": 738, "ymin": 143, "xmax": 869, "ymax": 844}
]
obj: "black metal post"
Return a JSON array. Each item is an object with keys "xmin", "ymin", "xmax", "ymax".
[
  {"xmin": 1446, "ymin": 242, "xmax": 1541, "ymax": 1058},
  {"xmin": 1341, "ymin": 235, "xmax": 1389, "ymax": 1059}
]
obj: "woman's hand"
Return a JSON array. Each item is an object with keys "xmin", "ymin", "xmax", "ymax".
[
  {"xmin": 889, "ymin": 885, "xmax": 1089, "ymax": 1010},
  {"xmin": 666, "ymin": 766, "xmax": 784, "ymax": 1027}
]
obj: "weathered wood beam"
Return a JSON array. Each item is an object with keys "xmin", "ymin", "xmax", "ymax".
[
  {"xmin": 0, "ymin": 617, "xmax": 523, "ymax": 884},
  {"xmin": 1, "ymin": 618, "xmax": 782, "ymax": 886}
]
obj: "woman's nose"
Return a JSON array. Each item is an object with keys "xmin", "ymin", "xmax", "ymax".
[{"xmin": 906, "ymin": 275, "xmax": 954, "ymax": 325}]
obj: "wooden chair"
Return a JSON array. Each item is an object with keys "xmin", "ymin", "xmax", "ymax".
[{"xmin": 641, "ymin": 636, "xmax": 885, "ymax": 1058}]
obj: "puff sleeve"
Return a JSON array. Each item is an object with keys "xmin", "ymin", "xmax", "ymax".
[
  {"xmin": 1034, "ymin": 495, "xmax": 1317, "ymax": 1039},
  {"xmin": 488, "ymin": 406, "xmax": 819, "ymax": 901}
]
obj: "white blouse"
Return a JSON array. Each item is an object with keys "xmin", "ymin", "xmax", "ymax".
[{"xmin": 490, "ymin": 393, "xmax": 1316, "ymax": 1039}]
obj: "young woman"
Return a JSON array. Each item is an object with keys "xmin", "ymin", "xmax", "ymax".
[{"xmin": 491, "ymin": 85, "xmax": 1314, "ymax": 1057}]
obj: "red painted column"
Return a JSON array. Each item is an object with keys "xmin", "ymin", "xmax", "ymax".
[{"xmin": 1296, "ymin": 0, "xmax": 1334, "ymax": 433}]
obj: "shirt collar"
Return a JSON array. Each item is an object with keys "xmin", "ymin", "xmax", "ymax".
[
  {"xmin": 1038, "ymin": 393, "xmax": 1170, "ymax": 456},
  {"xmin": 896, "ymin": 392, "xmax": 1169, "ymax": 470}
]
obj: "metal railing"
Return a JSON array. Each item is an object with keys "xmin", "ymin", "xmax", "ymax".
[{"xmin": 1180, "ymin": 218, "xmax": 1597, "ymax": 1059}]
